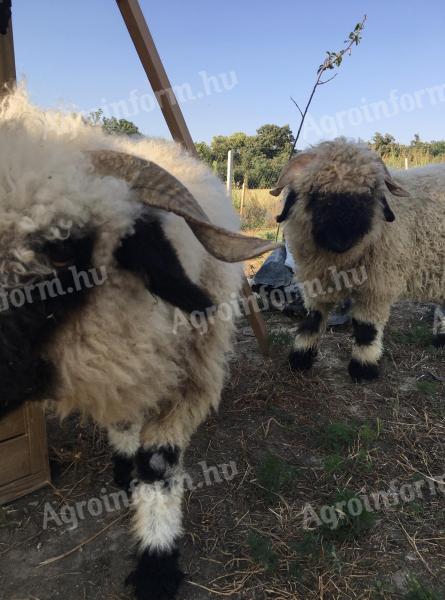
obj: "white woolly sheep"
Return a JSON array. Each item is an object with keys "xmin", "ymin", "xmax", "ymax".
[
  {"xmin": 270, "ymin": 138, "xmax": 445, "ymax": 381},
  {"xmin": 0, "ymin": 89, "xmax": 277, "ymax": 600}
]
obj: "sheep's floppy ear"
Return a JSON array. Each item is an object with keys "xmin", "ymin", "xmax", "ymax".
[
  {"xmin": 384, "ymin": 177, "xmax": 410, "ymax": 197},
  {"xmin": 380, "ymin": 196, "xmax": 396, "ymax": 222},
  {"xmin": 377, "ymin": 158, "xmax": 410, "ymax": 197},
  {"xmin": 270, "ymin": 153, "xmax": 316, "ymax": 197},
  {"xmin": 276, "ymin": 189, "xmax": 298, "ymax": 223},
  {"xmin": 87, "ymin": 150, "xmax": 281, "ymax": 262}
]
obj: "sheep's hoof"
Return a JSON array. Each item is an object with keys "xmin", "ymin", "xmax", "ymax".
[
  {"xmin": 126, "ymin": 548, "xmax": 184, "ymax": 600},
  {"xmin": 288, "ymin": 348, "xmax": 317, "ymax": 371},
  {"xmin": 348, "ymin": 359, "xmax": 379, "ymax": 382},
  {"xmin": 433, "ymin": 334, "xmax": 445, "ymax": 348}
]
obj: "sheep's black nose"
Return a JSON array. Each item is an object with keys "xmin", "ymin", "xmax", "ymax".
[
  {"xmin": 310, "ymin": 193, "xmax": 374, "ymax": 254},
  {"xmin": 323, "ymin": 237, "xmax": 356, "ymax": 253},
  {"xmin": 313, "ymin": 219, "xmax": 370, "ymax": 253}
]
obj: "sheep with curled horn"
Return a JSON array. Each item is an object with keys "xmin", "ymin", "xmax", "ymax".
[
  {"xmin": 0, "ymin": 89, "xmax": 278, "ymax": 600},
  {"xmin": 270, "ymin": 138, "xmax": 445, "ymax": 382}
]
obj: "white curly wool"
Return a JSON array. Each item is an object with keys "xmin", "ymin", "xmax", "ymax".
[
  {"xmin": 132, "ymin": 480, "xmax": 184, "ymax": 552},
  {"xmin": 0, "ymin": 88, "xmax": 243, "ymax": 439},
  {"xmin": 0, "ymin": 88, "xmax": 245, "ymax": 592},
  {"xmin": 283, "ymin": 139, "xmax": 445, "ymax": 317},
  {"xmin": 280, "ymin": 138, "xmax": 445, "ymax": 377}
]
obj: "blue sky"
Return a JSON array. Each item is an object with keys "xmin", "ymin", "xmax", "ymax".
[{"xmin": 12, "ymin": 0, "xmax": 445, "ymax": 145}]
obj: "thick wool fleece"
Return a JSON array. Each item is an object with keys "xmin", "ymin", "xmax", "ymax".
[
  {"xmin": 284, "ymin": 139, "xmax": 445, "ymax": 324},
  {"xmin": 0, "ymin": 88, "xmax": 242, "ymax": 444}
]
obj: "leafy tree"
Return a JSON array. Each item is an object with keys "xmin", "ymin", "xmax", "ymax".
[
  {"xmin": 371, "ymin": 132, "xmax": 397, "ymax": 156},
  {"xmin": 254, "ymin": 125, "xmax": 294, "ymax": 159},
  {"xmin": 429, "ymin": 140, "xmax": 445, "ymax": 156},
  {"xmin": 195, "ymin": 141, "xmax": 213, "ymax": 164},
  {"xmin": 370, "ymin": 132, "xmax": 445, "ymax": 167},
  {"xmin": 195, "ymin": 125, "xmax": 294, "ymax": 188},
  {"xmin": 87, "ymin": 109, "xmax": 140, "ymax": 136}
]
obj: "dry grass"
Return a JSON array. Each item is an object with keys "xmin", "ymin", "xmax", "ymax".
[
  {"xmin": 1, "ymin": 304, "xmax": 444, "ymax": 599},
  {"xmin": 384, "ymin": 151, "xmax": 445, "ymax": 170},
  {"xmin": 232, "ymin": 189, "xmax": 282, "ymax": 232},
  {"xmin": 184, "ymin": 303, "xmax": 445, "ymax": 599}
]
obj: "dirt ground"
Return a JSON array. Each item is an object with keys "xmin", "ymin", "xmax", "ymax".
[{"xmin": 0, "ymin": 300, "xmax": 444, "ymax": 600}]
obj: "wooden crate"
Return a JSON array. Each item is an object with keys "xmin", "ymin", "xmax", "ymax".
[{"xmin": 0, "ymin": 403, "xmax": 50, "ymax": 505}]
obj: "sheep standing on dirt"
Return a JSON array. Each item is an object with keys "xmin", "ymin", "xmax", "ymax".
[
  {"xmin": 270, "ymin": 138, "xmax": 445, "ymax": 381},
  {"xmin": 0, "ymin": 90, "xmax": 276, "ymax": 600}
]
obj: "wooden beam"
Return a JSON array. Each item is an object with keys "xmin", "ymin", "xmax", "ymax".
[
  {"xmin": 116, "ymin": 0, "xmax": 197, "ymax": 155},
  {"xmin": 0, "ymin": 8, "xmax": 16, "ymax": 93},
  {"xmin": 116, "ymin": 0, "xmax": 270, "ymax": 356},
  {"xmin": 0, "ymin": 3, "xmax": 51, "ymax": 504}
]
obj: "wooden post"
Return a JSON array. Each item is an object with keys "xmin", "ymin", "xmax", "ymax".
[
  {"xmin": 240, "ymin": 179, "xmax": 246, "ymax": 217},
  {"xmin": 404, "ymin": 157, "xmax": 409, "ymax": 170},
  {"xmin": 0, "ymin": 1, "xmax": 51, "ymax": 504},
  {"xmin": 0, "ymin": 4, "xmax": 16, "ymax": 94},
  {"xmin": 226, "ymin": 149, "xmax": 234, "ymax": 196},
  {"xmin": 117, "ymin": 0, "xmax": 270, "ymax": 356},
  {"xmin": 115, "ymin": 0, "xmax": 196, "ymax": 155}
]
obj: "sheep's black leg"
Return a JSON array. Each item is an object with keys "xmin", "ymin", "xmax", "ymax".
[
  {"xmin": 348, "ymin": 318, "xmax": 383, "ymax": 382},
  {"xmin": 432, "ymin": 305, "xmax": 445, "ymax": 348},
  {"xmin": 112, "ymin": 454, "xmax": 134, "ymax": 490},
  {"xmin": 289, "ymin": 307, "xmax": 329, "ymax": 371},
  {"xmin": 126, "ymin": 444, "xmax": 184, "ymax": 600},
  {"xmin": 107, "ymin": 423, "xmax": 141, "ymax": 491}
]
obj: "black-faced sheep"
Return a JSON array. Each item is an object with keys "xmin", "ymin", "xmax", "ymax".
[
  {"xmin": 270, "ymin": 138, "xmax": 444, "ymax": 381},
  {"xmin": 0, "ymin": 90, "xmax": 277, "ymax": 600}
]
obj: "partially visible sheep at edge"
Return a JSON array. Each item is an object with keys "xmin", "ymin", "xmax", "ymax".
[
  {"xmin": 270, "ymin": 138, "xmax": 445, "ymax": 382},
  {"xmin": 0, "ymin": 89, "xmax": 278, "ymax": 600}
]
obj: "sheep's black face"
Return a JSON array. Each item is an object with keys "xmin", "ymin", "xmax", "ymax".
[
  {"xmin": 309, "ymin": 192, "xmax": 375, "ymax": 253},
  {"xmin": 0, "ymin": 231, "xmax": 96, "ymax": 420}
]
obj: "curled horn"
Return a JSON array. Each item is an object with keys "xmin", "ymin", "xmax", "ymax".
[{"xmin": 87, "ymin": 150, "xmax": 280, "ymax": 262}]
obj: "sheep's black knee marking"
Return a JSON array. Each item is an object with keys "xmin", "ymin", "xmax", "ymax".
[
  {"xmin": 289, "ymin": 347, "xmax": 317, "ymax": 371},
  {"xmin": 352, "ymin": 319, "xmax": 377, "ymax": 345},
  {"xmin": 298, "ymin": 310, "xmax": 323, "ymax": 335},
  {"xmin": 135, "ymin": 445, "xmax": 180, "ymax": 484},
  {"xmin": 126, "ymin": 547, "xmax": 184, "ymax": 600},
  {"xmin": 112, "ymin": 453, "xmax": 134, "ymax": 490},
  {"xmin": 348, "ymin": 358, "xmax": 379, "ymax": 382},
  {"xmin": 433, "ymin": 333, "xmax": 445, "ymax": 348}
]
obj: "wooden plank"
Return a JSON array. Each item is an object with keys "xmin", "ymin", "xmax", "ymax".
[
  {"xmin": 0, "ymin": 435, "xmax": 31, "ymax": 486},
  {"xmin": 116, "ymin": 0, "xmax": 197, "ymax": 155},
  {"xmin": 0, "ymin": 470, "xmax": 51, "ymax": 506},
  {"xmin": 27, "ymin": 403, "xmax": 50, "ymax": 478},
  {"xmin": 116, "ymin": 0, "xmax": 270, "ymax": 356},
  {"xmin": 0, "ymin": 406, "xmax": 25, "ymax": 442},
  {"xmin": 0, "ymin": 11, "xmax": 16, "ymax": 94},
  {"xmin": 0, "ymin": 404, "xmax": 50, "ymax": 504}
]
